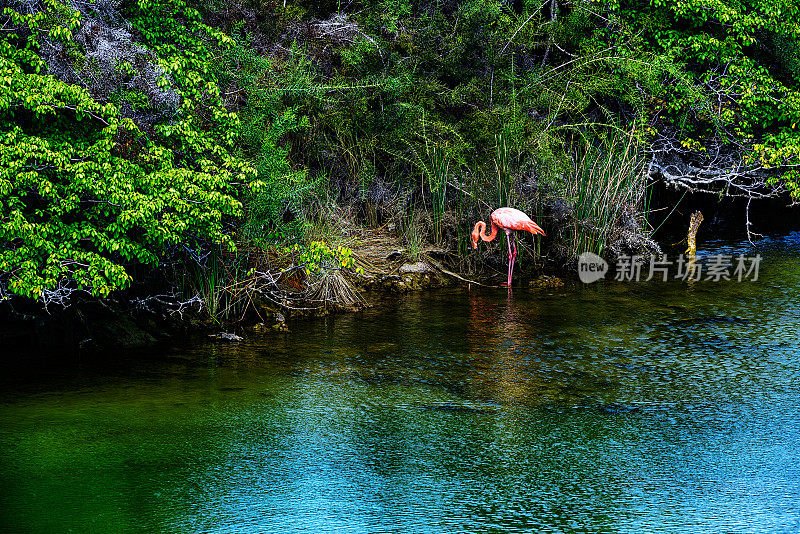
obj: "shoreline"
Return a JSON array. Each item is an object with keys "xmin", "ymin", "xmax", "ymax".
[{"xmin": 2, "ymin": 194, "xmax": 797, "ymax": 355}]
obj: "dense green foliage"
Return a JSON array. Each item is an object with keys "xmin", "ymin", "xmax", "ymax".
[
  {"xmin": 606, "ymin": 0, "xmax": 800, "ymax": 190},
  {"xmin": 2, "ymin": 0, "xmax": 799, "ymax": 303},
  {"xmin": 213, "ymin": 39, "xmax": 315, "ymax": 243},
  {"xmin": 207, "ymin": 0, "xmax": 800, "ymax": 250},
  {"xmin": 0, "ymin": 0, "xmax": 256, "ymax": 299}
]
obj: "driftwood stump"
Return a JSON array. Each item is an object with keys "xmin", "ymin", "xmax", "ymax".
[{"xmin": 686, "ymin": 211, "xmax": 704, "ymax": 255}]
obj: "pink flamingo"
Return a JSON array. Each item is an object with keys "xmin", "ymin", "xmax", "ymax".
[{"xmin": 471, "ymin": 207, "xmax": 545, "ymax": 287}]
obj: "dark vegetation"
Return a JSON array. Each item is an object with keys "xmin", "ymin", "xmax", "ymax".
[{"xmin": 1, "ymin": 0, "xmax": 799, "ymax": 331}]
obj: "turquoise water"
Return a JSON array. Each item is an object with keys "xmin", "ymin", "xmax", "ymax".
[{"xmin": 1, "ymin": 235, "xmax": 800, "ymax": 533}]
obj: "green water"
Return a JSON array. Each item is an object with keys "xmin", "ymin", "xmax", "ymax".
[{"xmin": 2, "ymin": 235, "xmax": 800, "ymax": 533}]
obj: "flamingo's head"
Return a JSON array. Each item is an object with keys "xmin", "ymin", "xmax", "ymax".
[{"xmin": 470, "ymin": 223, "xmax": 482, "ymax": 249}]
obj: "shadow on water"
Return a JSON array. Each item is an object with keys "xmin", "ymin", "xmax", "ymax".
[{"xmin": 2, "ymin": 233, "xmax": 800, "ymax": 533}]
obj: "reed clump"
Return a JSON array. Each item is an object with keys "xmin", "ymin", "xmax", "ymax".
[{"xmin": 564, "ymin": 134, "xmax": 651, "ymax": 257}]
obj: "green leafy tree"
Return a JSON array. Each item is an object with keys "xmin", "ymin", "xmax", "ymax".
[
  {"xmin": 585, "ymin": 0, "xmax": 800, "ymax": 195},
  {"xmin": 0, "ymin": 0, "xmax": 258, "ymax": 301},
  {"xmin": 214, "ymin": 39, "xmax": 315, "ymax": 243}
]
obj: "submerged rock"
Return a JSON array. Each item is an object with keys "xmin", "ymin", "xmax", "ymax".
[
  {"xmin": 365, "ymin": 267, "xmax": 447, "ymax": 293},
  {"xmin": 529, "ymin": 275, "xmax": 565, "ymax": 289}
]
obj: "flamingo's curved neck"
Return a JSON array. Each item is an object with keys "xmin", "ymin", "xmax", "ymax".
[{"xmin": 477, "ymin": 220, "xmax": 498, "ymax": 242}]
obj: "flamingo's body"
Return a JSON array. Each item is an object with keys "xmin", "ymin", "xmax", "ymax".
[{"xmin": 472, "ymin": 207, "xmax": 545, "ymax": 287}]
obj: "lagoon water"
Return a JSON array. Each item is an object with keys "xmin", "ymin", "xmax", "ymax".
[{"xmin": 2, "ymin": 235, "xmax": 800, "ymax": 533}]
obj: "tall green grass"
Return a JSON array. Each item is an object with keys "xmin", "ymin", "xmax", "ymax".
[
  {"xmin": 401, "ymin": 139, "xmax": 450, "ymax": 244},
  {"xmin": 425, "ymin": 145, "xmax": 449, "ymax": 244},
  {"xmin": 400, "ymin": 208, "xmax": 426, "ymax": 261},
  {"xmin": 185, "ymin": 249, "xmax": 250, "ymax": 323},
  {"xmin": 565, "ymin": 134, "xmax": 650, "ymax": 256},
  {"xmin": 495, "ymin": 131, "xmax": 513, "ymax": 208}
]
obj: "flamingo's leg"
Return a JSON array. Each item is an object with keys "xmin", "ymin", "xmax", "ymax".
[
  {"xmin": 505, "ymin": 232, "xmax": 513, "ymax": 287},
  {"xmin": 510, "ymin": 233, "xmax": 517, "ymax": 284}
]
